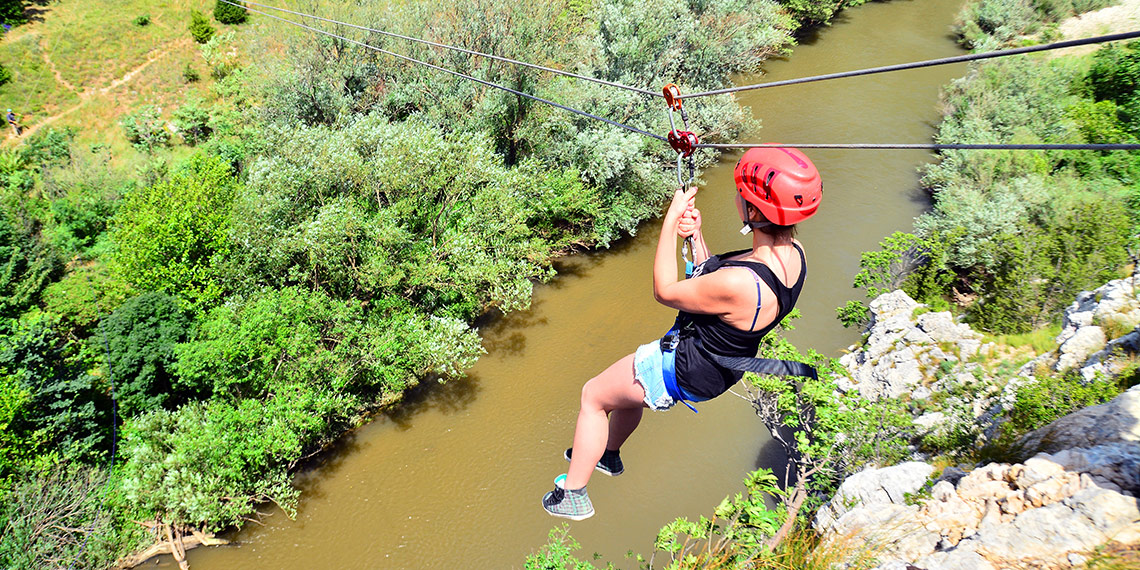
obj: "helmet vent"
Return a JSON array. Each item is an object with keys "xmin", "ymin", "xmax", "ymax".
[
  {"xmin": 794, "ymin": 194, "xmax": 803, "ymax": 205},
  {"xmin": 765, "ymin": 170, "xmax": 777, "ymax": 186}
]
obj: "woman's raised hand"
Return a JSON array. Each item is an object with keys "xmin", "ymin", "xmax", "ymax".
[
  {"xmin": 667, "ymin": 186, "xmax": 698, "ymax": 220},
  {"xmin": 678, "ymin": 206, "xmax": 701, "ymax": 237}
]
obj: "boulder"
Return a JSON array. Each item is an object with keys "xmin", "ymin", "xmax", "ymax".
[
  {"xmin": 1019, "ymin": 385, "xmax": 1140, "ymax": 454},
  {"xmin": 1056, "ymin": 326, "xmax": 1106, "ymax": 372},
  {"xmin": 815, "ymin": 462, "xmax": 934, "ymax": 532}
]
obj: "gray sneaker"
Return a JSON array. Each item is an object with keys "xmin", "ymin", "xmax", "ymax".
[
  {"xmin": 564, "ymin": 447, "xmax": 624, "ymax": 476},
  {"xmin": 542, "ymin": 474, "xmax": 594, "ymax": 520}
]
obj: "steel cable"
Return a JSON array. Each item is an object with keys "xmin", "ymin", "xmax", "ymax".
[
  {"xmin": 220, "ymin": 0, "xmax": 660, "ymax": 98},
  {"xmin": 698, "ymin": 143, "xmax": 1140, "ymax": 150},
  {"xmin": 230, "ymin": 1, "xmax": 667, "ymax": 141},
  {"xmin": 228, "ymin": 1, "xmax": 1140, "ymax": 152},
  {"xmin": 684, "ymin": 30, "xmax": 1140, "ymax": 99}
]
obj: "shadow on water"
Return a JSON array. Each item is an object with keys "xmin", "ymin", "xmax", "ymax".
[
  {"xmin": 754, "ymin": 425, "xmax": 794, "ymax": 487},
  {"xmin": 377, "ymin": 373, "xmax": 483, "ymax": 430},
  {"xmin": 292, "ymin": 430, "xmax": 365, "ymax": 499}
]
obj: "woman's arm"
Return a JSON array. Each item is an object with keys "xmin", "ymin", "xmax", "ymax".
[
  {"xmin": 652, "ymin": 187, "xmax": 695, "ymax": 303},
  {"xmin": 655, "ymin": 187, "xmax": 750, "ymax": 316}
]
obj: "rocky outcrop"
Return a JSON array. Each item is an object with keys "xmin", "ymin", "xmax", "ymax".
[
  {"xmin": 1019, "ymin": 275, "xmax": 1140, "ymax": 381},
  {"xmin": 825, "ymin": 280, "xmax": 1140, "ymax": 568},
  {"xmin": 817, "ymin": 454, "xmax": 1140, "ymax": 569},
  {"xmin": 1019, "ymin": 385, "xmax": 1140, "ymax": 455},
  {"xmin": 816, "ymin": 387, "xmax": 1140, "ymax": 568},
  {"xmin": 838, "ymin": 291, "xmax": 991, "ymax": 401}
]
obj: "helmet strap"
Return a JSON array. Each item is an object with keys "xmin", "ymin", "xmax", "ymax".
[{"xmin": 739, "ymin": 220, "xmax": 774, "ymax": 235}]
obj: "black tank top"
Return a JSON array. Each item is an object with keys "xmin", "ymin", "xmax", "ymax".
[{"xmin": 674, "ymin": 243, "xmax": 807, "ymax": 399}]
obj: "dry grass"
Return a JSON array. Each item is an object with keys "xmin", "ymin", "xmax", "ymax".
[{"xmin": 1, "ymin": 0, "xmax": 258, "ymax": 151}]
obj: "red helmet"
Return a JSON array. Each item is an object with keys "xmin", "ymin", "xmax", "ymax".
[{"xmin": 733, "ymin": 147, "xmax": 822, "ymax": 226}]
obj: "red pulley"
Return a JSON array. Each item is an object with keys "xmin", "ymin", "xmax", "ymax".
[{"xmin": 667, "ymin": 130, "xmax": 698, "ymax": 157}]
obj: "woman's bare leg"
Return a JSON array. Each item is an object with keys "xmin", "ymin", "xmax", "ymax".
[
  {"xmin": 607, "ymin": 407, "xmax": 643, "ymax": 451},
  {"xmin": 565, "ymin": 353, "xmax": 647, "ymax": 489}
]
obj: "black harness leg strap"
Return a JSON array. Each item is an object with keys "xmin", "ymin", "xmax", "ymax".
[
  {"xmin": 708, "ymin": 354, "xmax": 817, "ymax": 380},
  {"xmin": 694, "ymin": 337, "xmax": 817, "ymax": 380}
]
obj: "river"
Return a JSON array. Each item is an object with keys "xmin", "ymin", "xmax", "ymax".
[{"xmin": 162, "ymin": 0, "xmax": 967, "ymax": 567}]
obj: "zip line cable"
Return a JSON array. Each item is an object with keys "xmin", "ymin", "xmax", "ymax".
[
  {"xmin": 698, "ymin": 142, "xmax": 1140, "ymax": 150},
  {"xmin": 221, "ymin": 0, "xmax": 660, "ymax": 98},
  {"xmin": 684, "ymin": 30, "xmax": 1140, "ymax": 99},
  {"xmin": 229, "ymin": 1, "xmax": 1140, "ymax": 151},
  {"xmin": 230, "ymin": 1, "xmax": 667, "ymax": 142}
]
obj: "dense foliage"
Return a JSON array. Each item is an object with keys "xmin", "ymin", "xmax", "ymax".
[
  {"xmin": 845, "ymin": 42, "xmax": 1140, "ymax": 334},
  {"xmin": 953, "ymin": 0, "xmax": 1116, "ymax": 50},
  {"xmin": 214, "ymin": 0, "xmax": 247, "ymax": 25}
]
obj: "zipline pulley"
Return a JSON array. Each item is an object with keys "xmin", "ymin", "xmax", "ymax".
[{"xmin": 663, "ymin": 83, "xmax": 699, "ymax": 277}]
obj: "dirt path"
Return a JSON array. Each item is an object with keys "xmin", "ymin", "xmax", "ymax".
[
  {"xmin": 39, "ymin": 37, "xmax": 79, "ymax": 95},
  {"xmin": 5, "ymin": 40, "xmax": 184, "ymax": 145}
]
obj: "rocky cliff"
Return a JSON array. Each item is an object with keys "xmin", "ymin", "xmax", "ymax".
[{"xmin": 818, "ymin": 278, "xmax": 1140, "ymax": 568}]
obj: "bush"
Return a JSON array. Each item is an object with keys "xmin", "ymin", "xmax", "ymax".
[
  {"xmin": 1007, "ymin": 373, "xmax": 1118, "ymax": 433},
  {"xmin": 199, "ymin": 31, "xmax": 239, "ymax": 79},
  {"xmin": 172, "ymin": 99, "xmax": 212, "ymax": 145},
  {"xmin": 118, "ymin": 105, "xmax": 169, "ymax": 152},
  {"xmin": 214, "ymin": 0, "xmax": 247, "ymax": 24},
  {"xmin": 110, "ymin": 153, "xmax": 236, "ymax": 308},
  {"xmin": 0, "ymin": 63, "xmax": 11, "ymax": 88},
  {"xmin": 188, "ymin": 9, "xmax": 215, "ymax": 44},
  {"xmin": 182, "ymin": 62, "xmax": 200, "ymax": 83},
  {"xmin": 132, "ymin": 14, "xmax": 150, "ymax": 26}
]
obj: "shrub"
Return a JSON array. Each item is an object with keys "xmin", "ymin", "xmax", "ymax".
[
  {"xmin": 172, "ymin": 99, "xmax": 212, "ymax": 145},
  {"xmin": 0, "ymin": 63, "xmax": 11, "ymax": 88},
  {"xmin": 182, "ymin": 62, "xmax": 200, "ymax": 83},
  {"xmin": 132, "ymin": 14, "xmax": 150, "ymax": 27},
  {"xmin": 118, "ymin": 105, "xmax": 169, "ymax": 152},
  {"xmin": 199, "ymin": 31, "xmax": 238, "ymax": 79},
  {"xmin": 1007, "ymin": 373, "xmax": 1118, "ymax": 433},
  {"xmin": 214, "ymin": 0, "xmax": 247, "ymax": 24},
  {"xmin": 188, "ymin": 9, "xmax": 215, "ymax": 44}
]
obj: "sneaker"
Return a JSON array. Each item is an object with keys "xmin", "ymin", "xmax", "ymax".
[
  {"xmin": 564, "ymin": 447, "xmax": 624, "ymax": 476},
  {"xmin": 542, "ymin": 474, "xmax": 594, "ymax": 520}
]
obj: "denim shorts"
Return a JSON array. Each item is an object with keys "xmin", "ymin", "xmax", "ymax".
[{"xmin": 633, "ymin": 341, "xmax": 677, "ymax": 411}]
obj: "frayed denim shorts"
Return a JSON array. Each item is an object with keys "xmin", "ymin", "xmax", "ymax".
[{"xmin": 633, "ymin": 340, "xmax": 677, "ymax": 411}]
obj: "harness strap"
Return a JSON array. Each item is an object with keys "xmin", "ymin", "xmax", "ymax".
[
  {"xmin": 747, "ymin": 269, "xmax": 762, "ymax": 331},
  {"xmin": 694, "ymin": 336, "xmax": 817, "ymax": 380}
]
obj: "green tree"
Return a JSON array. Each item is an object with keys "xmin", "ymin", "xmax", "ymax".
[
  {"xmin": 172, "ymin": 99, "xmax": 212, "ymax": 145},
  {"xmin": 0, "ymin": 313, "xmax": 111, "ymax": 475},
  {"xmin": 102, "ymin": 292, "xmax": 190, "ymax": 417},
  {"xmin": 0, "ymin": 0, "xmax": 25, "ymax": 26},
  {"xmin": 110, "ymin": 153, "xmax": 236, "ymax": 308},
  {"xmin": 189, "ymin": 9, "xmax": 215, "ymax": 44},
  {"xmin": 174, "ymin": 287, "xmax": 482, "ymax": 401},
  {"xmin": 213, "ymin": 0, "xmax": 247, "ymax": 24}
]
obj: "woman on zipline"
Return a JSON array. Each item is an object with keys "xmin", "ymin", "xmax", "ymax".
[{"xmin": 542, "ymin": 147, "xmax": 823, "ymax": 520}]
